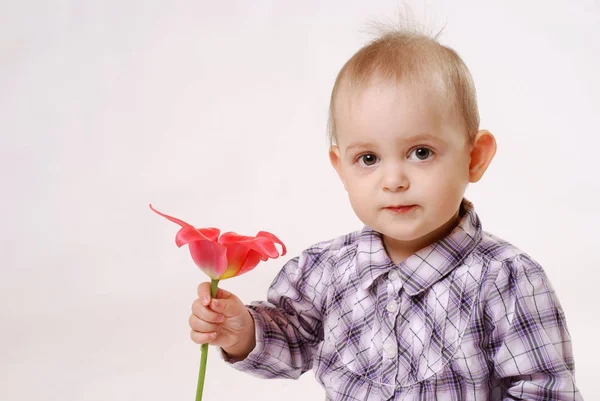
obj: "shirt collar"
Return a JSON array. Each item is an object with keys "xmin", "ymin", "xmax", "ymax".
[{"xmin": 355, "ymin": 199, "xmax": 482, "ymax": 296}]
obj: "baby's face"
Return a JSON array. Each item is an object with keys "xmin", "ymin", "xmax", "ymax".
[{"xmin": 330, "ymin": 80, "xmax": 472, "ymax": 251}]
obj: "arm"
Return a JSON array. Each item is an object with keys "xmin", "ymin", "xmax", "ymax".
[
  {"xmin": 222, "ymin": 244, "xmax": 331, "ymax": 379},
  {"xmin": 487, "ymin": 254, "xmax": 582, "ymax": 400}
]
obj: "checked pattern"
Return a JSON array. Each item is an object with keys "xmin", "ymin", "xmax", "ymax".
[{"xmin": 225, "ymin": 200, "xmax": 582, "ymax": 401}]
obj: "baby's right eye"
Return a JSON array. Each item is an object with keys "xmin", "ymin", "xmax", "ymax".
[{"xmin": 358, "ymin": 153, "xmax": 379, "ymax": 167}]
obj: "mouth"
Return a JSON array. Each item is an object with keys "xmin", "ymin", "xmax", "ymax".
[{"xmin": 383, "ymin": 205, "xmax": 417, "ymax": 213}]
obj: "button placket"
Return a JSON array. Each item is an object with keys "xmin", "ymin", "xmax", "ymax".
[
  {"xmin": 385, "ymin": 271, "xmax": 401, "ymax": 317},
  {"xmin": 380, "ymin": 269, "xmax": 401, "ymax": 387},
  {"xmin": 383, "ymin": 342, "xmax": 397, "ymax": 359}
]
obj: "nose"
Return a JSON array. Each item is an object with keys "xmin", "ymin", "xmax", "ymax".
[{"xmin": 382, "ymin": 162, "xmax": 409, "ymax": 192}]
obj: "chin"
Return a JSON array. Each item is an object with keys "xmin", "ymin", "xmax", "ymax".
[{"xmin": 376, "ymin": 226, "xmax": 424, "ymax": 242}]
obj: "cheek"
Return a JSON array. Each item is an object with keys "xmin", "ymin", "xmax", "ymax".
[
  {"xmin": 416, "ymin": 164, "xmax": 468, "ymax": 198},
  {"xmin": 342, "ymin": 169, "xmax": 369, "ymax": 191},
  {"xmin": 347, "ymin": 185, "xmax": 368, "ymax": 205},
  {"xmin": 345, "ymin": 180, "xmax": 372, "ymax": 211}
]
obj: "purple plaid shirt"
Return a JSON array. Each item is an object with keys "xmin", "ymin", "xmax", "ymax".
[{"xmin": 225, "ymin": 200, "xmax": 581, "ymax": 400}]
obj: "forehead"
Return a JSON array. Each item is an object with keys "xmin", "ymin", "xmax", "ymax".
[{"xmin": 333, "ymin": 79, "xmax": 459, "ymax": 146}]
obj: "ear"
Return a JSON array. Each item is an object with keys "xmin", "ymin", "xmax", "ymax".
[
  {"xmin": 329, "ymin": 146, "xmax": 348, "ymax": 191},
  {"xmin": 468, "ymin": 130, "xmax": 497, "ymax": 183}
]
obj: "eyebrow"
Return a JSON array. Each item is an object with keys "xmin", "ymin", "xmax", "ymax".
[
  {"xmin": 345, "ymin": 142, "xmax": 372, "ymax": 152},
  {"xmin": 403, "ymin": 133, "xmax": 445, "ymax": 143},
  {"xmin": 344, "ymin": 133, "xmax": 445, "ymax": 152}
]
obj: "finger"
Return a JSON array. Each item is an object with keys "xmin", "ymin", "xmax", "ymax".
[
  {"xmin": 197, "ymin": 282, "xmax": 213, "ymax": 305},
  {"xmin": 197, "ymin": 283, "xmax": 233, "ymax": 303},
  {"xmin": 214, "ymin": 287, "xmax": 233, "ymax": 299},
  {"xmin": 209, "ymin": 297, "xmax": 243, "ymax": 318},
  {"xmin": 189, "ymin": 314, "xmax": 221, "ymax": 333},
  {"xmin": 190, "ymin": 301, "xmax": 225, "ymax": 323},
  {"xmin": 190, "ymin": 330, "xmax": 217, "ymax": 345}
]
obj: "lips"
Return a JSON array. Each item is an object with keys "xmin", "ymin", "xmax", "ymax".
[{"xmin": 384, "ymin": 205, "xmax": 417, "ymax": 213}]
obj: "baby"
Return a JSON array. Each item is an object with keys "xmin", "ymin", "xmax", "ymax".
[{"xmin": 189, "ymin": 27, "xmax": 582, "ymax": 400}]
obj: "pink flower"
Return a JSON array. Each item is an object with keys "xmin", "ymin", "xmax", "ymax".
[{"xmin": 149, "ymin": 204, "xmax": 286, "ymax": 280}]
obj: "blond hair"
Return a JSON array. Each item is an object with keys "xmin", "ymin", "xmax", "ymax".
[{"xmin": 328, "ymin": 28, "xmax": 479, "ymax": 145}]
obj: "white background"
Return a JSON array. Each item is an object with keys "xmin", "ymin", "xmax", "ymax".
[{"xmin": 1, "ymin": 1, "xmax": 599, "ymax": 400}]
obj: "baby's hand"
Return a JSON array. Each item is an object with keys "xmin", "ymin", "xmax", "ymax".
[{"xmin": 189, "ymin": 282, "xmax": 256, "ymax": 360}]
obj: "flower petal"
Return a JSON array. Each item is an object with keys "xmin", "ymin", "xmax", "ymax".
[
  {"xmin": 255, "ymin": 231, "xmax": 287, "ymax": 256},
  {"xmin": 149, "ymin": 204, "xmax": 194, "ymax": 228},
  {"xmin": 151, "ymin": 204, "xmax": 286, "ymax": 281},
  {"xmin": 218, "ymin": 232, "xmax": 254, "ymax": 243},
  {"xmin": 173, "ymin": 227, "xmax": 211, "ymax": 247},
  {"xmin": 150, "ymin": 204, "xmax": 220, "ymax": 246},
  {"xmin": 188, "ymin": 240, "xmax": 228, "ymax": 280},
  {"xmin": 219, "ymin": 231, "xmax": 286, "ymax": 259},
  {"xmin": 246, "ymin": 237, "xmax": 279, "ymax": 258},
  {"xmin": 197, "ymin": 227, "xmax": 220, "ymax": 242},
  {"xmin": 236, "ymin": 249, "xmax": 263, "ymax": 277},
  {"xmin": 175, "ymin": 227, "xmax": 221, "ymax": 247},
  {"xmin": 220, "ymin": 243, "xmax": 251, "ymax": 279}
]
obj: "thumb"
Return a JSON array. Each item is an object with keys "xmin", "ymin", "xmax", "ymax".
[
  {"xmin": 209, "ymin": 293, "xmax": 243, "ymax": 317},
  {"xmin": 213, "ymin": 286, "xmax": 234, "ymax": 300},
  {"xmin": 197, "ymin": 283, "xmax": 233, "ymax": 303}
]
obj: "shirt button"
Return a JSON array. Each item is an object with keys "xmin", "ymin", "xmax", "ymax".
[
  {"xmin": 388, "ymin": 270, "xmax": 399, "ymax": 281},
  {"xmin": 386, "ymin": 300, "xmax": 398, "ymax": 313},
  {"xmin": 383, "ymin": 342, "xmax": 397, "ymax": 359}
]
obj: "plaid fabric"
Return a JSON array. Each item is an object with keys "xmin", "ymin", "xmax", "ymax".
[{"xmin": 225, "ymin": 200, "xmax": 581, "ymax": 400}]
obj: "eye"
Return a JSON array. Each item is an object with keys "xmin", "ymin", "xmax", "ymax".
[
  {"xmin": 408, "ymin": 147, "xmax": 433, "ymax": 161},
  {"xmin": 357, "ymin": 153, "xmax": 379, "ymax": 167}
]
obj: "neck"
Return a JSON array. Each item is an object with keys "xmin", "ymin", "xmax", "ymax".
[{"xmin": 383, "ymin": 210, "xmax": 461, "ymax": 265}]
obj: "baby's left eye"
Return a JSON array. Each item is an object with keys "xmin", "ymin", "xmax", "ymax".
[{"xmin": 408, "ymin": 147, "xmax": 433, "ymax": 161}]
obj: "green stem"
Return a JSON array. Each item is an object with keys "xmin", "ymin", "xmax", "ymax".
[{"xmin": 195, "ymin": 279, "xmax": 220, "ymax": 401}]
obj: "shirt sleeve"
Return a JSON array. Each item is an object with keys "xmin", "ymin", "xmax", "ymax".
[
  {"xmin": 220, "ymin": 244, "xmax": 332, "ymax": 379},
  {"xmin": 487, "ymin": 254, "xmax": 583, "ymax": 400}
]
